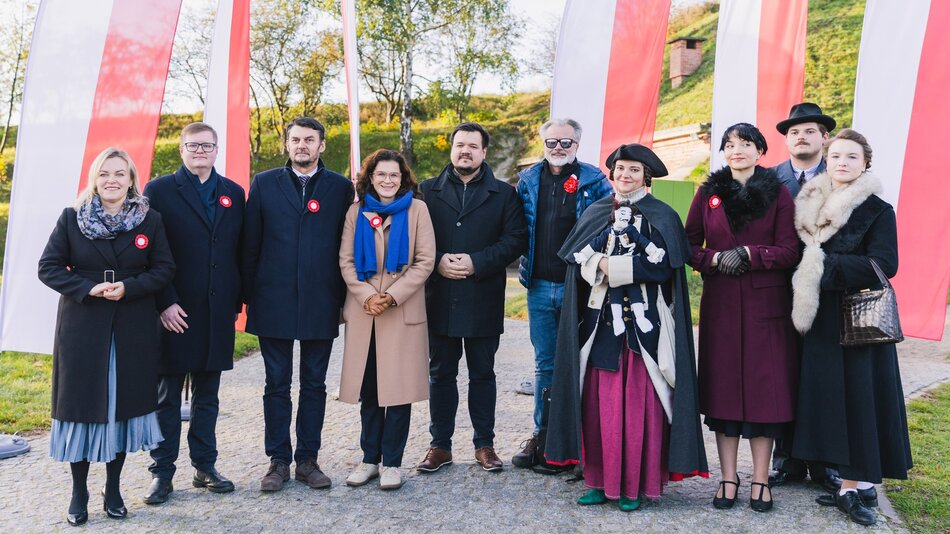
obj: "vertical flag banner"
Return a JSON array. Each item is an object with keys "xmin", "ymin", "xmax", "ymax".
[
  {"xmin": 205, "ymin": 0, "xmax": 251, "ymax": 191},
  {"xmin": 0, "ymin": 0, "xmax": 182, "ymax": 354},
  {"xmin": 710, "ymin": 0, "xmax": 807, "ymax": 170},
  {"xmin": 341, "ymin": 0, "xmax": 361, "ymax": 181},
  {"xmin": 551, "ymin": 0, "xmax": 671, "ymax": 172},
  {"xmin": 853, "ymin": 0, "xmax": 950, "ymax": 340}
]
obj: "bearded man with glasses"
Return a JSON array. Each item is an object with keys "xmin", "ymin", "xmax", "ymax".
[
  {"xmin": 142, "ymin": 122, "xmax": 246, "ymax": 503},
  {"xmin": 512, "ymin": 118, "xmax": 613, "ymax": 471}
]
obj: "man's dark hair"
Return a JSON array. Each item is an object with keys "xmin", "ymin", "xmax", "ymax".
[
  {"xmin": 719, "ymin": 122, "xmax": 768, "ymax": 154},
  {"xmin": 285, "ymin": 117, "xmax": 326, "ymax": 142},
  {"xmin": 450, "ymin": 122, "xmax": 490, "ymax": 149}
]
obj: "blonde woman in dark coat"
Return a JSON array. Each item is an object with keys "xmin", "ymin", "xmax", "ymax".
[
  {"xmin": 790, "ymin": 129, "xmax": 912, "ymax": 527},
  {"xmin": 38, "ymin": 147, "xmax": 175, "ymax": 526}
]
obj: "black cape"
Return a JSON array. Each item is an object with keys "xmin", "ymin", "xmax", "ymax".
[{"xmin": 545, "ymin": 193, "xmax": 709, "ymax": 478}]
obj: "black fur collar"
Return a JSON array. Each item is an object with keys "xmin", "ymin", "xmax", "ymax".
[{"xmin": 699, "ymin": 165, "xmax": 781, "ymax": 232}]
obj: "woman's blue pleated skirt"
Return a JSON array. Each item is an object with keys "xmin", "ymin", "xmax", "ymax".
[{"xmin": 49, "ymin": 336, "xmax": 162, "ymax": 463}]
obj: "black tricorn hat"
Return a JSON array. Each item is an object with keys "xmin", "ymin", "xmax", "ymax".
[
  {"xmin": 605, "ymin": 143, "xmax": 669, "ymax": 177},
  {"xmin": 776, "ymin": 102, "xmax": 837, "ymax": 135}
]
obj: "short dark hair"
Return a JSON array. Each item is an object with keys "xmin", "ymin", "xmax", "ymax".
[
  {"xmin": 450, "ymin": 122, "xmax": 490, "ymax": 149},
  {"xmin": 285, "ymin": 117, "xmax": 326, "ymax": 142},
  {"xmin": 356, "ymin": 149, "xmax": 420, "ymax": 202},
  {"xmin": 719, "ymin": 122, "xmax": 768, "ymax": 154}
]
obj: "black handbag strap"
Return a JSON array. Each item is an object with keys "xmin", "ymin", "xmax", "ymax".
[{"xmin": 866, "ymin": 258, "xmax": 891, "ymax": 289}]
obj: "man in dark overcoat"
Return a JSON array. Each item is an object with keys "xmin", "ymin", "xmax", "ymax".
[
  {"xmin": 242, "ymin": 117, "xmax": 355, "ymax": 492},
  {"xmin": 142, "ymin": 122, "xmax": 245, "ymax": 503},
  {"xmin": 769, "ymin": 103, "xmax": 843, "ymax": 491},
  {"xmin": 413, "ymin": 122, "xmax": 528, "ymax": 473}
]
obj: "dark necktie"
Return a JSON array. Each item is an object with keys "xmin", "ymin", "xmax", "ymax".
[
  {"xmin": 298, "ymin": 174, "xmax": 311, "ymax": 189},
  {"xmin": 797, "ymin": 170, "xmax": 806, "ymax": 187}
]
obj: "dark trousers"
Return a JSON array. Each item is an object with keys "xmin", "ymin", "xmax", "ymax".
[
  {"xmin": 360, "ymin": 334, "xmax": 411, "ymax": 467},
  {"xmin": 259, "ymin": 336, "xmax": 333, "ymax": 465},
  {"xmin": 149, "ymin": 370, "xmax": 222, "ymax": 479},
  {"xmin": 428, "ymin": 334, "xmax": 499, "ymax": 450}
]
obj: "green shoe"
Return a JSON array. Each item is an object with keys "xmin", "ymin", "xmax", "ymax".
[
  {"xmin": 618, "ymin": 496, "xmax": 640, "ymax": 512},
  {"xmin": 577, "ymin": 489, "xmax": 607, "ymax": 506}
]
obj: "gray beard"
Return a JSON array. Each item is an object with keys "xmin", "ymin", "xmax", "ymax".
[{"xmin": 545, "ymin": 154, "xmax": 574, "ymax": 168}]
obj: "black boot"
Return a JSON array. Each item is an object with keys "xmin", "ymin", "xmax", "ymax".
[
  {"xmin": 103, "ymin": 453, "xmax": 128, "ymax": 519},
  {"xmin": 835, "ymin": 490, "xmax": 876, "ymax": 526},
  {"xmin": 67, "ymin": 461, "xmax": 90, "ymax": 526}
]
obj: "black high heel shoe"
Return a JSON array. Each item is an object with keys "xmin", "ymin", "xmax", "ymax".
[
  {"xmin": 713, "ymin": 476, "xmax": 740, "ymax": 509},
  {"xmin": 101, "ymin": 487, "xmax": 127, "ymax": 519},
  {"xmin": 750, "ymin": 481, "xmax": 774, "ymax": 512},
  {"xmin": 66, "ymin": 490, "xmax": 89, "ymax": 526}
]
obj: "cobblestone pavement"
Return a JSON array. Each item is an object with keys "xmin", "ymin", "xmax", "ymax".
[{"xmin": 2, "ymin": 311, "xmax": 948, "ymax": 533}]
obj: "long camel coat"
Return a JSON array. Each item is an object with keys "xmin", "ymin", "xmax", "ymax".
[{"xmin": 338, "ymin": 199, "xmax": 436, "ymax": 406}]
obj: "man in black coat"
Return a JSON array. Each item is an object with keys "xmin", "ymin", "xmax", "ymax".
[
  {"xmin": 142, "ymin": 122, "xmax": 245, "ymax": 503},
  {"xmin": 242, "ymin": 117, "xmax": 355, "ymax": 492},
  {"xmin": 413, "ymin": 123, "xmax": 528, "ymax": 473}
]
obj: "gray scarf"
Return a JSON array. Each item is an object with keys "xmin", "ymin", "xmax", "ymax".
[{"xmin": 77, "ymin": 195, "xmax": 149, "ymax": 240}]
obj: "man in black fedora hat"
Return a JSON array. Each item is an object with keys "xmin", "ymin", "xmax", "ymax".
[
  {"xmin": 773, "ymin": 102, "xmax": 836, "ymax": 198},
  {"xmin": 769, "ymin": 103, "xmax": 844, "ymax": 493}
]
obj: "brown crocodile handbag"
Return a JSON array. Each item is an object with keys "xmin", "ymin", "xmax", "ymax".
[{"xmin": 840, "ymin": 258, "xmax": 904, "ymax": 347}]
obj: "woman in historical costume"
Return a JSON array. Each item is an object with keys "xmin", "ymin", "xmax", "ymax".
[
  {"xmin": 790, "ymin": 129, "xmax": 912, "ymax": 527},
  {"xmin": 38, "ymin": 147, "xmax": 175, "ymax": 526},
  {"xmin": 546, "ymin": 143, "xmax": 708, "ymax": 512},
  {"xmin": 685, "ymin": 123, "xmax": 800, "ymax": 512},
  {"xmin": 338, "ymin": 149, "xmax": 435, "ymax": 491}
]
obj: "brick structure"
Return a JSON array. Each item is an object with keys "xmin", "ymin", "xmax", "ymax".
[{"xmin": 669, "ymin": 37, "xmax": 705, "ymax": 88}]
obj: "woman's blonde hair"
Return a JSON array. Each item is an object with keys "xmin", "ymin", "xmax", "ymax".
[{"xmin": 74, "ymin": 147, "xmax": 142, "ymax": 209}]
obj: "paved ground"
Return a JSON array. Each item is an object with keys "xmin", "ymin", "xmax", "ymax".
[{"xmin": 2, "ymin": 310, "xmax": 948, "ymax": 533}]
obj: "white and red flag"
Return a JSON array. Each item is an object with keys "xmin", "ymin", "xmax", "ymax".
[
  {"xmin": 710, "ymin": 0, "xmax": 807, "ymax": 170},
  {"xmin": 341, "ymin": 0, "xmax": 361, "ymax": 181},
  {"xmin": 550, "ymin": 0, "xmax": 671, "ymax": 172},
  {"xmin": 204, "ymin": 0, "xmax": 250, "ymax": 191},
  {"xmin": 0, "ymin": 0, "xmax": 182, "ymax": 353},
  {"xmin": 852, "ymin": 0, "xmax": 950, "ymax": 340}
]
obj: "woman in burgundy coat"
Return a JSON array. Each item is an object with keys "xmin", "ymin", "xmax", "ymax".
[{"xmin": 685, "ymin": 123, "xmax": 800, "ymax": 513}]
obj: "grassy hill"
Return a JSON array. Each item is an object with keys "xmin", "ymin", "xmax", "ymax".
[{"xmin": 657, "ymin": 0, "xmax": 865, "ymax": 131}]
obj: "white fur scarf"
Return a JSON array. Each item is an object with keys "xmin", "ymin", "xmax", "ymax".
[{"xmin": 791, "ymin": 171, "xmax": 882, "ymax": 333}]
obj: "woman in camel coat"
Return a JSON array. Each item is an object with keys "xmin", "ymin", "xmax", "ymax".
[{"xmin": 339, "ymin": 149, "xmax": 435, "ymax": 490}]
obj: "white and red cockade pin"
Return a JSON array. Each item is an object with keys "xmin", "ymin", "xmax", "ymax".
[
  {"xmin": 708, "ymin": 195, "xmax": 722, "ymax": 209},
  {"xmin": 370, "ymin": 215, "xmax": 383, "ymax": 228},
  {"xmin": 307, "ymin": 199, "xmax": 320, "ymax": 213},
  {"xmin": 563, "ymin": 174, "xmax": 579, "ymax": 194},
  {"xmin": 219, "ymin": 195, "xmax": 232, "ymax": 208},
  {"xmin": 134, "ymin": 234, "xmax": 149, "ymax": 249}
]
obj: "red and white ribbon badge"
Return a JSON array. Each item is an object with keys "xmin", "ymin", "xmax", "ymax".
[
  {"xmin": 370, "ymin": 215, "xmax": 383, "ymax": 228},
  {"xmin": 307, "ymin": 199, "xmax": 320, "ymax": 213},
  {"xmin": 134, "ymin": 234, "xmax": 149, "ymax": 249},
  {"xmin": 708, "ymin": 195, "xmax": 722, "ymax": 209},
  {"xmin": 219, "ymin": 195, "xmax": 232, "ymax": 208}
]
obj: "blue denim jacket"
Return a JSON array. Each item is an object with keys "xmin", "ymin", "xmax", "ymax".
[{"xmin": 516, "ymin": 160, "xmax": 613, "ymax": 288}]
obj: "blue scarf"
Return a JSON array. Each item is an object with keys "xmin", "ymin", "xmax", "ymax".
[{"xmin": 355, "ymin": 192, "xmax": 413, "ymax": 281}]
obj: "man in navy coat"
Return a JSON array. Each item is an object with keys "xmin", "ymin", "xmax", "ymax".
[
  {"xmin": 242, "ymin": 117, "xmax": 355, "ymax": 492},
  {"xmin": 142, "ymin": 122, "xmax": 245, "ymax": 504}
]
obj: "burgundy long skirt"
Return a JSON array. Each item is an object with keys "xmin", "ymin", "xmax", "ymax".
[{"xmin": 582, "ymin": 348, "xmax": 669, "ymax": 500}]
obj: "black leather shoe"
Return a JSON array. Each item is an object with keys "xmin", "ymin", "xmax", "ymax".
[
  {"xmin": 66, "ymin": 510, "xmax": 88, "ymax": 527},
  {"xmin": 750, "ymin": 482, "xmax": 774, "ymax": 512},
  {"xmin": 511, "ymin": 435, "xmax": 539, "ymax": 468},
  {"xmin": 193, "ymin": 467, "xmax": 235, "ymax": 493},
  {"xmin": 835, "ymin": 490, "xmax": 877, "ymax": 526},
  {"xmin": 816, "ymin": 493, "xmax": 836, "ymax": 506},
  {"xmin": 818, "ymin": 472, "xmax": 843, "ymax": 493},
  {"xmin": 858, "ymin": 487, "xmax": 878, "ymax": 508},
  {"xmin": 713, "ymin": 477, "xmax": 740, "ymax": 509},
  {"xmin": 101, "ymin": 487, "xmax": 127, "ymax": 519},
  {"xmin": 768, "ymin": 469, "xmax": 805, "ymax": 486},
  {"xmin": 143, "ymin": 478, "xmax": 173, "ymax": 505}
]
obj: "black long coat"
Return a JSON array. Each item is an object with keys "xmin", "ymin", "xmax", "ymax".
[
  {"xmin": 792, "ymin": 196, "xmax": 913, "ymax": 483},
  {"xmin": 242, "ymin": 161, "xmax": 354, "ymax": 340},
  {"xmin": 144, "ymin": 166, "xmax": 245, "ymax": 373},
  {"xmin": 419, "ymin": 164, "xmax": 528, "ymax": 337},
  {"xmin": 38, "ymin": 208, "xmax": 175, "ymax": 423}
]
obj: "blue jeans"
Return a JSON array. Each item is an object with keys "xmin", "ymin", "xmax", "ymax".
[{"xmin": 527, "ymin": 279, "xmax": 564, "ymax": 433}]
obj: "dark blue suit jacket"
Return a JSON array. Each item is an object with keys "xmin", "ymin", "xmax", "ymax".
[
  {"xmin": 772, "ymin": 158, "xmax": 827, "ymax": 198},
  {"xmin": 242, "ymin": 161, "xmax": 354, "ymax": 340},
  {"xmin": 144, "ymin": 166, "xmax": 245, "ymax": 373}
]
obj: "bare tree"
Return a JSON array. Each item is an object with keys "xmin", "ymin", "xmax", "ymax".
[
  {"xmin": 167, "ymin": 0, "xmax": 216, "ymax": 107},
  {"xmin": 0, "ymin": 1, "xmax": 35, "ymax": 152}
]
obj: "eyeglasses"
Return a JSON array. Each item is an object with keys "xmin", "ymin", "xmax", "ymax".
[
  {"xmin": 372, "ymin": 171, "xmax": 401, "ymax": 182},
  {"xmin": 544, "ymin": 138, "xmax": 576, "ymax": 149},
  {"xmin": 183, "ymin": 142, "xmax": 217, "ymax": 153}
]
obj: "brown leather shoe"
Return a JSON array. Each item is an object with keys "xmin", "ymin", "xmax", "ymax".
[
  {"xmin": 295, "ymin": 458, "xmax": 331, "ymax": 489},
  {"xmin": 260, "ymin": 461, "xmax": 290, "ymax": 492},
  {"xmin": 415, "ymin": 447, "xmax": 453, "ymax": 473},
  {"xmin": 475, "ymin": 447, "xmax": 503, "ymax": 472}
]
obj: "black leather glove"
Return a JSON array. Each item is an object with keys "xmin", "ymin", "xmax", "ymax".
[{"xmin": 717, "ymin": 247, "xmax": 749, "ymax": 276}]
